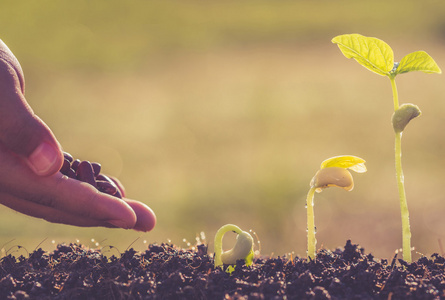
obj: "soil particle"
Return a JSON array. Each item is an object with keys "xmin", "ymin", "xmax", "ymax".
[{"xmin": 1, "ymin": 240, "xmax": 445, "ymax": 299}]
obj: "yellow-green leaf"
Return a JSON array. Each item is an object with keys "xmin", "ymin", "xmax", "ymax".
[
  {"xmin": 332, "ymin": 34, "xmax": 394, "ymax": 77},
  {"xmin": 320, "ymin": 155, "xmax": 367, "ymax": 173},
  {"xmin": 245, "ymin": 249, "xmax": 254, "ymax": 266},
  {"xmin": 395, "ymin": 51, "xmax": 442, "ymax": 75}
]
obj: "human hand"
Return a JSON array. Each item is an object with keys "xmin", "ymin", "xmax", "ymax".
[{"xmin": 0, "ymin": 39, "xmax": 156, "ymax": 231}]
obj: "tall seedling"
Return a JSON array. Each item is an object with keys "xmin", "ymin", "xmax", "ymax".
[{"xmin": 332, "ymin": 34, "xmax": 441, "ymax": 262}]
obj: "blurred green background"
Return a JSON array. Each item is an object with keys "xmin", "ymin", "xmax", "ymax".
[{"xmin": 1, "ymin": 0, "xmax": 445, "ymax": 260}]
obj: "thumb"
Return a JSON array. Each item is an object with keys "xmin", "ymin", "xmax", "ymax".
[
  {"xmin": 22, "ymin": 117, "xmax": 64, "ymax": 177},
  {"xmin": 0, "ymin": 42, "xmax": 63, "ymax": 176}
]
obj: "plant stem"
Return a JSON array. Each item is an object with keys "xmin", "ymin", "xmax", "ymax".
[
  {"xmin": 390, "ymin": 77, "xmax": 412, "ymax": 263},
  {"xmin": 306, "ymin": 187, "xmax": 316, "ymax": 260},
  {"xmin": 390, "ymin": 76, "xmax": 399, "ymax": 110},
  {"xmin": 214, "ymin": 224, "xmax": 242, "ymax": 268},
  {"xmin": 395, "ymin": 132, "xmax": 412, "ymax": 262}
]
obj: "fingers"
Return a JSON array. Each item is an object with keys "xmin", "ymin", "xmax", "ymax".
[
  {"xmin": 124, "ymin": 199, "xmax": 156, "ymax": 232},
  {"xmin": 0, "ymin": 39, "xmax": 63, "ymax": 176},
  {"xmin": 12, "ymin": 174, "xmax": 138, "ymax": 229},
  {"xmin": 1, "ymin": 172, "xmax": 138, "ymax": 229},
  {"xmin": 0, "ymin": 144, "xmax": 136, "ymax": 227},
  {"xmin": 0, "ymin": 192, "xmax": 157, "ymax": 231},
  {"xmin": 0, "ymin": 144, "xmax": 155, "ymax": 230},
  {"xmin": 0, "ymin": 192, "xmax": 117, "ymax": 228}
]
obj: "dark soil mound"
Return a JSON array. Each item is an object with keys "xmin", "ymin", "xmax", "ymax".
[{"xmin": 0, "ymin": 240, "xmax": 444, "ymax": 299}]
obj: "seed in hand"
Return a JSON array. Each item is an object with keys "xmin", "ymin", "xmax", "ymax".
[{"xmin": 59, "ymin": 152, "xmax": 124, "ymax": 198}]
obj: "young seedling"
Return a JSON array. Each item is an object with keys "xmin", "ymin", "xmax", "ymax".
[
  {"xmin": 214, "ymin": 224, "xmax": 254, "ymax": 273},
  {"xmin": 307, "ymin": 155, "xmax": 366, "ymax": 260},
  {"xmin": 332, "ymin": 34, "xmax": 441, "ymax": 262}
]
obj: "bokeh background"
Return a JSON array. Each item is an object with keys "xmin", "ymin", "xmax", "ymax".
[{"xmin": 1, "ymin": 0, "xmax": 445, "ymax": 260}]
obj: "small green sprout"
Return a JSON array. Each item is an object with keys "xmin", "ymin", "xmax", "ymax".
[
  {"xmin": 307, "ymin": 155, "xmax": 366, "ymax": 260},
  {"xmin": 332, "ymin": 34, "xmax": 441, "ymax": 262},
  {"xmin": 214, "ymin": 224, "xmax": 254, "ymax": 272}
]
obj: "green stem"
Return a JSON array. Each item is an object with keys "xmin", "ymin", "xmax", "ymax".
[
  {"xmin": 390, "ymin": 77, "xmax": 412, "ymax": 263},
  {"xmin": 390, "ymin": 76, "xmax": 399, "ymax": 110},
  {"xmin": 306, "ymin": 187, "xmax": 316, "ymax": 260},
  {"xmin": 395, "ymin": 132, "xmax": 412, "ymax": 262},
  {"xmin": 214, "ymin": 224, "xmax": 242, "ymax": 268}
]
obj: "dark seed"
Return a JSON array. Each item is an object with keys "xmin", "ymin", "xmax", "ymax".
[
  {"xmin": 96, "ymin": 174, "xmax": 107, "ymax": 181},
  {"xmin": 109, "ymin": 177, "xmax": 126, "ymax": 198},
  {"xmin": 60, "ymin": 159, "xmax": 72, "ymax": 174},
  {"xmin": 96, "ymin": 174, "xmax": 122, "ymax": 198},
  {"xmin": 97, "ymin": 180, "xmax": 118, "ymax": 195},
  {"xmin": 63, "ymin": 152, "xmax": 73, "ymax": 162},
  {"xmin": 114, "ymin": 189, "xmax": 122, "ymax": 199},
  {"xmin": 71, "ymin": 159, "xmax": 81, "ymax": 171},
  {"xmin": 66, "ymin": 168, "xmax": 77, "ymax": 179},
  {"xmin": 97, "ymin": 174, "xmax": 116, "ymax": 186},
  {"xmin": 59, "ymin": 152, "xmax": 124, "ymax": 199},
  {"xmin": 91, "ymin": 162, "xmax": 101, "ymax": 176},
  {"xmin": 76, "ymin": 161, "xmax": 97, "ymax": 187}
]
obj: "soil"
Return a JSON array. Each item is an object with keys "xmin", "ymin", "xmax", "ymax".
[{"xmin": 0, "ymin": 240, "xmax": 444, "ymax": 299}]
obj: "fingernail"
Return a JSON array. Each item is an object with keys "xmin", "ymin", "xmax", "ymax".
[
  {"xmin": 28, "ymin": 142, "xmax": 60, "ymax": 175},
  {"xmin": 108, "ymin": 219, "xmax": 132, "ymax": 229}
]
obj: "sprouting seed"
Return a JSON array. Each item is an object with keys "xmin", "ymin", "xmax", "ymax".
[
  {"xmin": 306, "ymin": 155, "xmax": 366, "ymax": 260},
  {"xmin": 214, "ymin": 224, "xmax": 255, "ymax": 273}
]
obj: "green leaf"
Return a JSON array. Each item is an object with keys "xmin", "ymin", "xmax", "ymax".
[
  {"xmin": 395, "ymin": 51, "xmax": 442, "ymax": 75},
  {"xmin": 225, "ymin": 265, "xmax": 235, "ymax": 274},
  {"xmin": 245, "ymin": 249, "xmax": 254, "ymax": 266},
  {"xmin": 320, "ymin": 155, "xmax": 367, "ymax": 173},
  {"xmin": 332, "ymin": 34, "xmax": 394, "ymax": 77}
]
